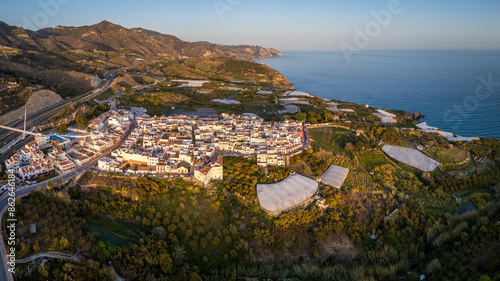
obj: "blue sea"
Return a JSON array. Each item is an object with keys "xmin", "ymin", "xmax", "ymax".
[{"xmin": 257, "ymin": 50, "xmax": 500, "ymax": 138}]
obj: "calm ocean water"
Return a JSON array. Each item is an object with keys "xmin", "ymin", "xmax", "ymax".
[{"xmin": 257, "ymin": 50, "xmax": 500, "ymax": 138}]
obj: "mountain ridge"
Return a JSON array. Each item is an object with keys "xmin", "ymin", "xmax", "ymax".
[{"xmin": 0, "ymin": 20, "xmax": 282, "ymax": 61}]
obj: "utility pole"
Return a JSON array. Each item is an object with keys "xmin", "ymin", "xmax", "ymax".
[{"xmin": 23, "ymin": 107, "xmax": 27, "ymax": 139}]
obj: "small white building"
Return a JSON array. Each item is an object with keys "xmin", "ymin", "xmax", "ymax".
[
  {"xmin": 56, "ymin": 159, "xmax": 75, "ymax": 173},
  {"xmin": 194, "ymin": 154, "xmax": 223, "ymax": 186},
  {"xmin": 98, "ymin": 157, "xmax": 114, "ymax": 172}
]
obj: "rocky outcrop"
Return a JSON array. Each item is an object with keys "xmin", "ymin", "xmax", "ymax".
[
  {"xmin": 196, "ymin": 41, "xmax": 282, "ymax": 61},
  {"xmin": 0, "ymin": 90, "xmax": 63, "ymax": 125},
  {"xmin": 413, "ymin": 112, "xmax": 424, "ymax": 120},
  {"xmin": 270, "ymin": 71, "xmax": 294, "ymax": 90},
  {"xmin": 91, "ymin": 75, "xmax": 103, "ymax": 88},
  {"xmin": 404, "ymin": 111, "xmax": 424, "ymax": 120}
]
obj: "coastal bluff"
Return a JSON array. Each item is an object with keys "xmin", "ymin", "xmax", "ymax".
[{"xmin": 0, "ymin": 89, "xmax": 63, "ymax": 125}]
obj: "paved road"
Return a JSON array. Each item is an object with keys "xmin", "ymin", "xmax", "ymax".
[
  {"xmin": 0, "ymin": 136, "xmax": 35, "ymax": 165},
  {"xmin": 16, "ymin": 252, "xmax": 78, "ymax": 264},
  {"xmin": 0, "ymin": 70, "xmax": 118, "ymax": 154}
]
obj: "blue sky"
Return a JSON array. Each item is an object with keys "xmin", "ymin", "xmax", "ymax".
[{"xmin": 1, "ymin": 0, "xmax": 499, "ymax": 51}]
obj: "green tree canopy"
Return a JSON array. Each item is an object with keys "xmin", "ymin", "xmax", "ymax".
[
  {"xmin": 58, "ymin": 123, "xmax": 68, "ymax": 133},
  {"xmin": 75, "ymin": 115, "xmax": 88, "ymax": 129},
  {"xmin": 295, "ymin": 112, "xmax": 305, "ymax": 121}
]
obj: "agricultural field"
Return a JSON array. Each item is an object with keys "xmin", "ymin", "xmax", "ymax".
[
  {"xmin": 309, "ymin": 127, "xmax": 360, "ymax": 153},
  {"xmin": 414, "ymin": 190, "xmax": 458, "ymax": 216},
  {"xmin": 357, "ymin": 149, "xmax": 392, "ymax": 172},
  {"xmin": 427, "ymin": 147, "xmax": 470, "ymax": 166},
  {"xmin": 246, "ymin": 104, "xmax": 288, "ymax": 120},
  {"xmin": 329, "ymin": 155, "xmax": 377, "ymax": 191}
]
